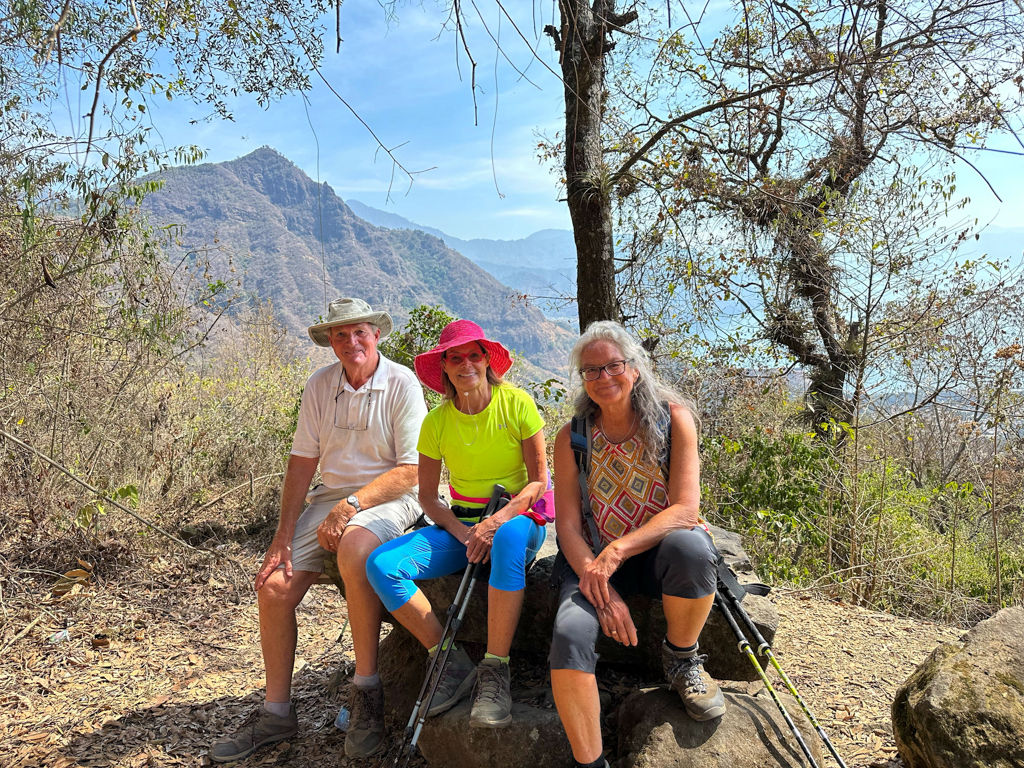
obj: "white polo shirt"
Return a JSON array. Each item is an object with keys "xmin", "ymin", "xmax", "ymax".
[{"xmin": 290, "ymin": 353, "xmax": 427, "ymax": 490}]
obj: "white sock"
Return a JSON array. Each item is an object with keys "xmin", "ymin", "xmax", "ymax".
[
  {"xmin": 264, "ymin": 700, "xmax": 291, "ymax": 717},
  {"xmin": 353, "ymin": 672, "xmax": 380, "ymax": 688}
]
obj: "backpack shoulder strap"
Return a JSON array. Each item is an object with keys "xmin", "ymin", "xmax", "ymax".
[
  {"xmin": 569, "ymin": 415, "xmax": 590, "ymax": 474},
  {"xmin": 569, "ymin": 414, "xmax": 604, "ymax": 553},
  {"xmin": 657, "ymin": 401, "xmax": 672, "ymax": 480}
]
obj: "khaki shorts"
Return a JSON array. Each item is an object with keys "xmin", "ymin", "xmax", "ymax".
[{"xmin": 284, "ymin": 485, "xmax": 422, "ymax": 573}]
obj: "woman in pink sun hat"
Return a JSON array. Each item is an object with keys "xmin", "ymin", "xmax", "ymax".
[{"xmin": 366, "ymin": 319, "xmax": 554, "ymax": 729}]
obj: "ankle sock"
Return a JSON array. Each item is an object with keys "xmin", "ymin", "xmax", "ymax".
[
  {"xmin": 484, "ymin": 652, "xmax": 510, "ymax": 664},
  {"xmin": 574, "ymin": 758, "xmax": 608, "ymax": 768},
  {"xmin": 665, "ymin": 638, "xmax": 698, "ymax": 654},
  {"xmin": 353, "ymin": 672, "xmax": 380, "ymax": 688},
  {"xmin": 427, "ymin": 637, "xmax": 455, "ymax": 655},
  {"xmin": 263, "ymin": 700, "xmax": 291, "ymax": 718}
]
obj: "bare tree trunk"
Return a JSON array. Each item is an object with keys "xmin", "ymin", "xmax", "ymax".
[
  {"xmin": 991, "ymin": 387, "xmax": 1003, "ymax": 607},
  {"xmin": 550, "ymin": 0, "xmax": 634, "ymax": 329}
]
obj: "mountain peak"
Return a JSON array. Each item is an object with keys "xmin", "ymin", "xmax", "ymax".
[
  {"xmin": 223, "ymin": 147, "xmax": 340, "ymax": 211},
  {"xmin": 143, "ymin": 149, "xmax": 574, "ymax": 377}
]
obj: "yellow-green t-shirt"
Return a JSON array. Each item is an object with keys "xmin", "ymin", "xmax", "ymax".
[{"xmin": 417, "ymin": 384, "xmax": 545, "ymax": 513}]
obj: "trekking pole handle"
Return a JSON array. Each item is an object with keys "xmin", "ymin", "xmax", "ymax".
[
  {"xmin": 480, "ymin": 483, "xmax": 506, "ymax": 521},
  {"xmin": 721, "ymin": 582, "xmax": 770, "ymax": 655}
]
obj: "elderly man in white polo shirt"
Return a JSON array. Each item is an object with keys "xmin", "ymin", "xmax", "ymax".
[{"xmin": 211, "ymin": 298, "xmax": 428, "ymax": 762}]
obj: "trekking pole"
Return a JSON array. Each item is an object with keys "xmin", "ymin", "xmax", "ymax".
[
  {"xmin": 715, "ymin": 592, "xmax": 820, "ymax": 768},
  {"xmin": 394, "ymin": 484, "xmax": 506, "ymax": 768},
  {"xmin": 719, "ymin": 585, "xmax": 849, "ymax": 768}
]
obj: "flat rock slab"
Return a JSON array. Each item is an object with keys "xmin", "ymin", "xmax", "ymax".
[
  {"xmin": 617, "ymin": 686, "xmax": 824, "ymax": 768},
  {"xmin": 892, "ymin": 607, "xmax": 1024, "ymax": 768},
  {"xmin": 416, "ymin": 699, "xmax": 572, "ymax": 768},
  {"xmin": 325, "ymin": 524, "xmax": 776, "ymax": 682}
]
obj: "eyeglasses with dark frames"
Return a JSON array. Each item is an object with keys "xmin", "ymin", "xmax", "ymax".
[{"xmin": 579, "ymin": 359, "xmax": 632, "ymax": 381}]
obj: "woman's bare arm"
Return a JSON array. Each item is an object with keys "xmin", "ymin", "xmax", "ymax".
[{"xmin": 418, "ymin": 454, "xmax": 471, "ymax": 543}]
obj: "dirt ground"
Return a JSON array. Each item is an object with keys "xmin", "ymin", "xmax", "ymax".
[{"xmin": 0, "ymin": 542, "xmax": 963, "ymax": 768}]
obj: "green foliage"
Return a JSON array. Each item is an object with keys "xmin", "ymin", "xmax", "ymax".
[
  {"xmin": 380, "ymin": 303, "xmax": 457, "ymax": 369},
  {"xmin": 703, "ymin": 427, "xmax": 834, "ymax": 582},
  {"xmin": 380, "ymin": 303, "xmax": 456, "ymax": 409},
  {"xmin": 524, "ymin": 378, "xmax": 567, "ymax": 406},
  {"xmin": 74, "ymin": 484, "xmax": 138, "ymax": 531}
]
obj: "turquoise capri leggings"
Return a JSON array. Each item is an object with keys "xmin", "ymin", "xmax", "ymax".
[{"xmin": 365, "ymin": 514, "xmax": 547, "ymax": 613}]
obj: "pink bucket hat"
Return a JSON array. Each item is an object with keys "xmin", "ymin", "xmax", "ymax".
[{"xmin": 414, "ymin": 320, "xmax": 514, "ymax": 394}]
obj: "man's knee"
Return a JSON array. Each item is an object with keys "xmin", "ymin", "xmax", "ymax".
[
  {"xmin": 337, "ymin": 526, "xmax": 383, "ymax": 580},
  {"xmin": 257, "ymin": 568, "xmax": 311, "ymax": 612}
]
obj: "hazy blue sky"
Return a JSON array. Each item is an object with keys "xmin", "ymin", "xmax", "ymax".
[{"xmin": 143, "ymin": 0, "xmax": 1023, "ymax": 243}]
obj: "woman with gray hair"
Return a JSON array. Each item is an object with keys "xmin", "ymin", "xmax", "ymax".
[{"xmin": 549, "ymin": 321, "xmax": 723, "ymax": 768}]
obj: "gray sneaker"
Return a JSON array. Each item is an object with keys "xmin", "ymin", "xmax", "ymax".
[
  {"xmin": 469, "ymin": 657, "xmax": 512, "ymax": 728},
  {"xmin": 209, "ymin": 705, "xmax": 298, "ymax": 763},
  {"xmin": 344, "ymin": 680, "xmax": 386, "ymax": 758},
  {"xmin": 662, "ymin": 641, "xmax": 726, "ymax": 721},
  {"xmin": 426, "ymin": 644, "xmax": 477, "ymax": 717}
]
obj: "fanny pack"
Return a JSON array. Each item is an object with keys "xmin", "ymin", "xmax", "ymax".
[{"xmin": 448, "ymin": 471, "xmax": 555, "ymax": 525}]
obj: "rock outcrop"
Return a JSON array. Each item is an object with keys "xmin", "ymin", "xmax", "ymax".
[
  {"xmin": 324, "ymin": 524, "xmax": 778, "ymax": 682},
  {"xmin": 617, "ymin": 686, "xmax": 824, "ymax": 768},
  {"xmin": 892, "ymin": 607, "xmax": 1024, "ymax": 768},
  {"xmin": 325, "ymin": 523, "xmax": 786, "ymax": 768},
  {"xmin": 417, "ymin": 700, "xmax": 572, "ymax": 768}
]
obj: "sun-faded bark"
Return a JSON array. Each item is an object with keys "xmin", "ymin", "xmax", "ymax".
[{"xmin": 547, "ymin": 0, "xmax": 636, "ymax": 330}]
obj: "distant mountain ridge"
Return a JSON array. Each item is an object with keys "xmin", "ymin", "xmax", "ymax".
[
  {"xmin": 143, "ymin": 148, "xmax": 575, "ymax": 378},
  {"xmin": 346, "ymin": 200, "xmax": 578, "ymax": 321}
]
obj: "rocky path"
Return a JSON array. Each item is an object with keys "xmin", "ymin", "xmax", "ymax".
[
  {"xmin": 769, "ymin": 592, "xmax": 963, "ymax": 768},
  {"xmin": 0, "ymin": 551, "xmax": 964, "ymax": 768}
]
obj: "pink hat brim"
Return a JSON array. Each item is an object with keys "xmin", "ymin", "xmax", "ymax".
[{"xmin": 414, "ymin": 320, "xmax": 513, "ymax": 394}]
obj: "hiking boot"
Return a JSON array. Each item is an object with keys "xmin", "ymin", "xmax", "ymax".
[
  {"xmin": 344, "ymin": 680, "xmax": 386, "ymax": 758},
  {"xmin": 209, "ymin": 704, "xmax": 298, "ymax": 763},
  {"xmin": 469, "ymin": 657, "xmax": 512, "ymax": 728},
  {"xmin": 426, "ymin": 644, "xmax": 477, "ymax": 717},
  {"xmin": 662, "ymin": 641, "xmax": 726, "ymax": 721}
]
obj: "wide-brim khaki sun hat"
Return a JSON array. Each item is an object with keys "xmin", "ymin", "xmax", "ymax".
[{"xmin": 307, "ymin": 298, "xmax": 394, "ymax": 347}]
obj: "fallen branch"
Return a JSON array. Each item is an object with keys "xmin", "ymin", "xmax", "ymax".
[
  {"xmin": 0, "ymin": 615, "xmax": 44, "ymax": 655},
  {"xmin": 191, "ymin": 472, "xmax": 283, "ymax": 513}
]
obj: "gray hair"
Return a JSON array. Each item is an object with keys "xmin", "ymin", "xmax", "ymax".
[{"xmin": 569, "ymin": 321, "xmax": 698, "ymax": 466}]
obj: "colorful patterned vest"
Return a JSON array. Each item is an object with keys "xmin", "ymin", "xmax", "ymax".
[{"xmin": 586, "ymin": 424, "xmax": 672, "ymax": 547}]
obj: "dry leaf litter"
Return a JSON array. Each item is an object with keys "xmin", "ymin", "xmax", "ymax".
[{"xmin": 0, "ymin": 547, "xmax": 963, "ymax": 768}]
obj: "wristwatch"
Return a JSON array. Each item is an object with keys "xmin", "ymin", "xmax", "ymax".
[{"xmin": 346, "ymin": 494, "xmax": 362, "ymax": 514}]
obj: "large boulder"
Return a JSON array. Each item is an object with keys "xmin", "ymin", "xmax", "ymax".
[
  {"xmin": 617, "ymin": 686, "xmax": 824, "ymax": 768},
  {"xmin": 416, "ymin": 700, "xmax": 572, "ymax": 768},
  {"xmin": 892, "ymin": 607, "xmax": 1024, "ymax": 768},
  {"xmin": 324, "ymin": 524, "xmax": 777, "ymax": 682}
]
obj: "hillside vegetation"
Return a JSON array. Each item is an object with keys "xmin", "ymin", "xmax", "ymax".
[{"xmin": 143, "ymin": 148, "xmax": 576, "ymax": 378}]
